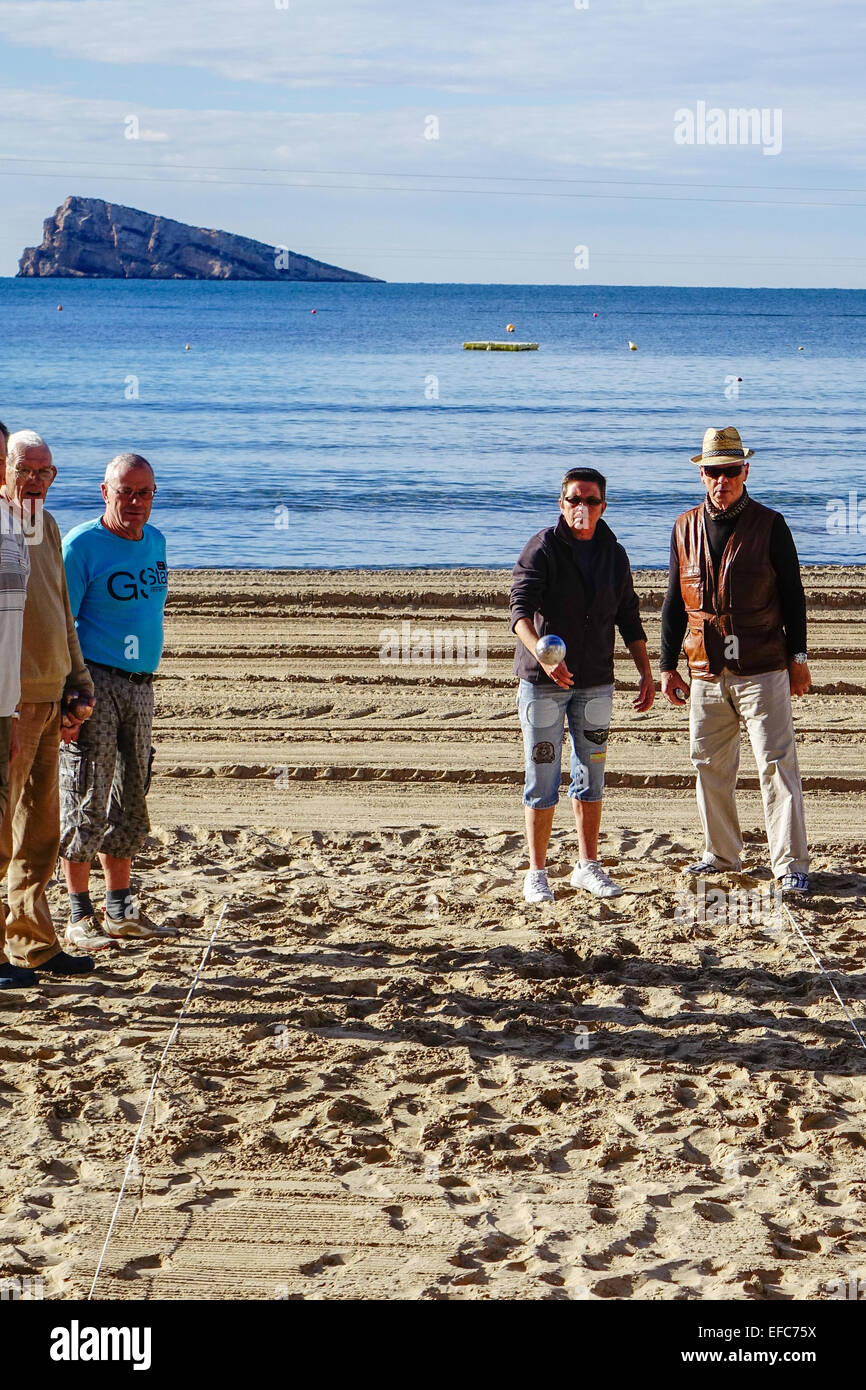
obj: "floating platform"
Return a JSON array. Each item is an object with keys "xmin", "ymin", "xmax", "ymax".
[{"xmin": 463, "ymin": 341, "xmax": 539, "ymax": 351}]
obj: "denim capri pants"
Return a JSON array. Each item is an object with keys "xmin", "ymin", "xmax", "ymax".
[{"xmin": 516, "ymin": 679, "xmax": 615, "ymax": 809}]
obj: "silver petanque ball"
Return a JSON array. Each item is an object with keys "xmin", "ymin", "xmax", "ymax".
[{"xmin": 536, "ymin": 635, "xmax": 566, "ymax": 666}]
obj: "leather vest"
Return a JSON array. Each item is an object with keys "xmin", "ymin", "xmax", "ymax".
[{"xmin": 674, "ymin": 498, "xmax": 788, "ymax": 679}]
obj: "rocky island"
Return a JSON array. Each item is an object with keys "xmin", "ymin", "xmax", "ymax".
[{"xmin": 17, "ymin": 196, "xmax": 383, "ymax": 281}]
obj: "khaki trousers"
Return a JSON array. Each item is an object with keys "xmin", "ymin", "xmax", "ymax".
[
  {"xmin": 0, "ymin": 702, "xmax": 62, "ymax": 967},
  {"xmin": 689, "ymin": 668, "xmax": 809, "ymax": 879}
]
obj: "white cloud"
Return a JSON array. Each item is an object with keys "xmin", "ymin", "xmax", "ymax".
[{"xmin": 0, "ymin": 0, "xmax": 862, "ymax": 96}]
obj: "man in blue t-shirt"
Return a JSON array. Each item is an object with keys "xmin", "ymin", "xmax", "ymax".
[{"xmin": 59, "ymin": 453, "xmax": 175, "ymax": 947}]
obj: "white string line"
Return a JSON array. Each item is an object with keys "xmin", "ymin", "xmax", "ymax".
[
  {"xmin": 781, "ymin": 901, "xmax": 866, "ymax": 1054},
  {"xmin": 87, "ymin": 901, "xmax": 230, "ymax": 1301}
]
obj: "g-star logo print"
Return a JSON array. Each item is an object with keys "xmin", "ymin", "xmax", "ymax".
[{"xmin": 106, "ymin": 565, "xmax": 168, "ymax": 601}]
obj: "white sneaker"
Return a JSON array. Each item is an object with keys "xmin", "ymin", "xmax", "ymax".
[
  {"xmin": 523, "ymin": 869, "xmax": 555, "ymax": 903},
  {"xmin": 104, "ymin": 899, "xmax": 178, "ymax": 940},
  {"xmin": 570, "ymin": 860, "xmax": 623, "ymax": 898},
  {"xmin": 66, "ymin": 914, "xmax": 115, "ymax": 953}
]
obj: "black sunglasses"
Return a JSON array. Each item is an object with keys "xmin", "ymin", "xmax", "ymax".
[
  {"xmin": 702, "ymin": 463, "xmax": 744, "ymax": 479},
  {"xmin": 563, "ymin": 494, "xmax": 604, "ymax": 507}
]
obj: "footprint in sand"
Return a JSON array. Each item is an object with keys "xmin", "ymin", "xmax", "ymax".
[{"xmin": 115, "ymin": 1252, "xmax": 173, "ymax": 1280}]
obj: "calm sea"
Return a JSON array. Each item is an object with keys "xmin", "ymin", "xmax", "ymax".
[{"xmin": 2, "ymin": 279, "xmax": 864, "ymax": 568}]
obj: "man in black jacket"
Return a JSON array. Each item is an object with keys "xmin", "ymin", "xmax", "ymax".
[{"xmin": 510, "ymin": 467, "xmax": 654, "ymax": 902}]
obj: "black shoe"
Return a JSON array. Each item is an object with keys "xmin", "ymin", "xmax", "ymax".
[
  {"xmin": 38, "ymin": 950, "xmax": 96, "ymax": 976},
  {"xmin": 0, "ymin": 962, "xmax": 38, "ymax": 988}
]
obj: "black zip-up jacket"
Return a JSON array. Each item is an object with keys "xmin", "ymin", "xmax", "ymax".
[{"xmin": 510, "ymin": 516, "xmax": 646, "ymax": 688}]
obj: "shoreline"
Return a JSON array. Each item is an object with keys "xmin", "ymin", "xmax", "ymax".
[{"xmin": 163, "ymin": 562, "xmax": 866, "ymax": 575}]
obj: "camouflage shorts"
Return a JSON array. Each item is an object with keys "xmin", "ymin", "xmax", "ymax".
[{"xmin": 59, "ymin": 664, "xmax": 155, "ymax": 863}]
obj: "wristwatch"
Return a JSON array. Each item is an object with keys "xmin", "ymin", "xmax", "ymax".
[{"xmin": 791, "ymin": 653, "xmax": 808, "ymax": 664}]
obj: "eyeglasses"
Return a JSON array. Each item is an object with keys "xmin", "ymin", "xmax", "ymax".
[
  {"xmin": 563, "ymin": 494, "xmax": 603, "ymax": 507},
  {"xmin": 702, "ymin": 464, "xmax": 744, "ymax": 479},
  {"xmin": 12, "ymin": 465, "xmax": 55, "ymax": 481},
  {"xmin": 107, "ymin": 485, "xmax": 157, "ymax": 501}
]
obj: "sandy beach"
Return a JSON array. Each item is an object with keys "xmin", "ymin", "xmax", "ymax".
[{"xmin": 2, "ymin": 565, "xmax": 865, "ymax": 1301}]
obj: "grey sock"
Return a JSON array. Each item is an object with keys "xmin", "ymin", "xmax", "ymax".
[
  {"xmin": 69, "ymin": 892, "xmax": 96, "ymax": 923},
  {"xmin": 106, "ymin": 888, "xmax": 132, "ymax": 920}
]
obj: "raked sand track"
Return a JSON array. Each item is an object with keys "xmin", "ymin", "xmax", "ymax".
[{"xmin": 2, "ymin": 566, "xmax": 866, "ymax": 1300}]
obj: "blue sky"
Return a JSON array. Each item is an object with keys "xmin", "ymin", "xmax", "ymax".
[{"xmin": 0, "ymin": 0, "xmax": 863, "ymax": 285}]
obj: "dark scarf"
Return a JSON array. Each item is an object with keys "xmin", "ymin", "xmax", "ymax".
[{"xmin": 704, "ymin": 486, "xmax": 750, "ymax": 522}]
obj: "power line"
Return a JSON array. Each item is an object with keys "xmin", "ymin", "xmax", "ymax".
[
  {"xmin": 2, "ymin": 153, "xmax": 865, "ymax": 197},
  {"xmin": 0, "ymin": 164, "xmax": 862, "ymax": 208},
  {"xmin": 308, "ymin": 246, "xmax": 866, "ymax": 265}
]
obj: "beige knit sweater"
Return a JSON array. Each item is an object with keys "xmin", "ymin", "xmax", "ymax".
[{"xmin": 20, "ymin": 509, "xmax": 93, "ymax": 704}]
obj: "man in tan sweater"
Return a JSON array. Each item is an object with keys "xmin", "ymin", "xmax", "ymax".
[
  {"xmin": 0, "ymin": 421, "xmax": 33, "ymax": 988},
  {"xmin": 0, "ymin": 431, "xmax": 96, "ymax": 975}
]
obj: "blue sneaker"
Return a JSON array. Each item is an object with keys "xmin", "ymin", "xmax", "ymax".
[
  {"xmin": 778, "ymin": 872, "xmax": 810, "ymax": 895},
  {"xmin": 682, "ymin": 858, "xmax": 741, "ymax": 876}
]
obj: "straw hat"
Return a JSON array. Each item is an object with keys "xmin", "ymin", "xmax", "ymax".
[{"xmin": 690, "ymin": 425, "xmax": 755, "ymax": 465}]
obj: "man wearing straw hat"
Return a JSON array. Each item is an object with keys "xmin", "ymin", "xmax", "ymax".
[{"xmin": 660, "ymin": 427, "xmax": 811, "ymax": 894}]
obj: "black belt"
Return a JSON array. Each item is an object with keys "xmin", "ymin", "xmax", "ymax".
[{"xmin": 90, "ymin": 661, "xmax": 154, "ymax": 685}]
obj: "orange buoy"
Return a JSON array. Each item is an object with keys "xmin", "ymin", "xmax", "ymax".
[{"xmin": 506, "ymin": 323, "xmax": 515, "ymax": 333}]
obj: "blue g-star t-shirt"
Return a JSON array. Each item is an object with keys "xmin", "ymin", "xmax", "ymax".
[{"xmin": 62, "ymin": 518, "xmax": 168, "ymax": 674}]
